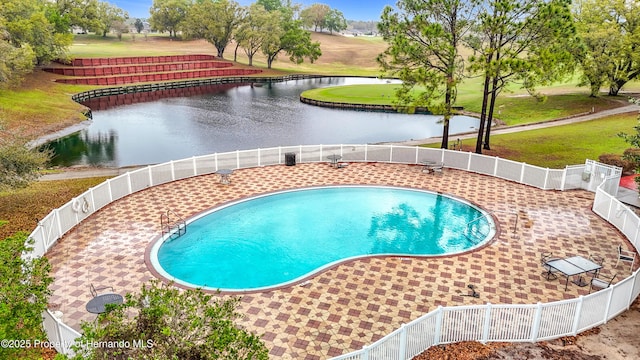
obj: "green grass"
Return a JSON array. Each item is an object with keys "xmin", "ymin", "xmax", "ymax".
[
  {"xmin": 301, "ymin": 84, "xmax": 400, "ymax": 104},
  {"xmin": 302, "ymin": 81, "xmax": 631, "ymax": 126},
  {"xmin": 69, "ymin": 33, "xmax": 183, "ymax": 57},
  {"xmin": 438, "ymin": 112, "xmax": 638, "ymax": 168}
]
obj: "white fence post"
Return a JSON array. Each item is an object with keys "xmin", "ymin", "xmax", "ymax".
[
  {"xmin": 434, "ymin": 306, "xmax": 443, "ymax": 345},
  {"xmin": 530, "ymin": 303, "xmax": 543, "ymax": 342},
  {"xmin": 398, "ymin": 323, "xmax": 407, "ymax": 359},
  {"xmin": 604, "ymin": 288, "xmax": 614, "ymax": 323},
  {"xmin": 481, "ymin": 303, "xmax": 492, "ymax": 344},
  {"xmin": 572, "ymin": 296, "xmax": 584, "ymax": 335}
]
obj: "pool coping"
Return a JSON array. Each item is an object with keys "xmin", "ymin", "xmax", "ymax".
[{"xmin": 144, "ymin": 184, "xmax": 501, "ymax": 295}]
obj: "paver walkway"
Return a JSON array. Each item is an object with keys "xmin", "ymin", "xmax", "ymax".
[{"xmin": 46, "ymin": 162, "xmax": 634, "ymax": 359}]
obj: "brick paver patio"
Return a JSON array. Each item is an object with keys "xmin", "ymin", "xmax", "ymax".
[{"xmin": 46, "ymin": 162, "xmax": 635, "ymax": 359}]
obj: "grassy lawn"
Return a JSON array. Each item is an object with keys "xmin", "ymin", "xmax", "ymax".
[
  {"xmin": 438, "ymin": 112, "xmax": 638, "ymax": 168},
  {"xmin": 301, "ymin": 84, "xmax": 400, "ymax": 105},
  {"xmin": 0, "ymin": 177, "xmax": 109, "ymax": 239},
  {"xmin": 302, "ymin": 82, "xmax": 630, "ymax": 126}
]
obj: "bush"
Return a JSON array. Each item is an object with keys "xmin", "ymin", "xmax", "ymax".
[
  {"xmin": 70, "ymin": 280, "xmax": 269, "ymax": 360},
  {"xmin": 598, "ymin": 153, "xmax": 634, "ymax": 173},
  {"xmin": 0, "ymin": 232, "xmax": 53, "ymax": 360}
]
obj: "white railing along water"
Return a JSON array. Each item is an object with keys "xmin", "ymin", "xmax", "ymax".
[{"xmin": 27, "ymin": 145, "xmax": 636, "ymax": 358}]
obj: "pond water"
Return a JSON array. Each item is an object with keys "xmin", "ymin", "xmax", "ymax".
[{"xmin": 46, "ymin": 77, "xmax": 479, "ymax": 167}]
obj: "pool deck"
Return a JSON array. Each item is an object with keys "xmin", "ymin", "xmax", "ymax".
[{"xmin": 46, "ymin": 162, "xmax": 635, "ymax": 359}]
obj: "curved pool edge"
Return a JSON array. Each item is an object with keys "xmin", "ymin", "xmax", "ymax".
[{"xmin": 144, "ymin": 184, "xmax": 499, "ymax": 294}]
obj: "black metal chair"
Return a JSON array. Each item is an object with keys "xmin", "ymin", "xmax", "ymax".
[
  {"xmin": 90, "ymin": 283, "xmax": 114, "ymax": 297},
  {"xmin": 587, "ymin": 253, "xmax": 604, "ymax": 277},
  {"xmin": 589, "ymin": 272, "xmax": 617, "ymax": 293},
  {"xmin": 541, "ymin": 252, "xmax": 560, "ymax": 280}
]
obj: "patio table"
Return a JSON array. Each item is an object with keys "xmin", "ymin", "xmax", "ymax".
[
  {"xmin": 86, "ymin": 293, "xmax": 124, "ymax": 314},
  {"xmin": 545, "ymin": 255, "xmax": 602, "ymax": 291}
]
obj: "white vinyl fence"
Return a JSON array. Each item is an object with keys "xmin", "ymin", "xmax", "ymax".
[{"xmin": 27, "ymin": 145, "xmax": 636, "ymax": 358}]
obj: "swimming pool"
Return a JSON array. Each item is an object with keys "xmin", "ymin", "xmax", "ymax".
[{"xmin": 149, "ymin": 186, "xmax": 495, "ymax": 292}]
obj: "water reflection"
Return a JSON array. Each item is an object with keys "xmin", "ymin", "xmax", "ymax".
[
  {"xmin": 367, "ymin": 194, "xmax": 491, "ymax": 254},
  {"xmin": 46, "ymin": 77, "xmax": 480, "ymax": 167}
]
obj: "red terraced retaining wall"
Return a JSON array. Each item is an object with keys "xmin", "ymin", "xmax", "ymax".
[
  {"xmin": 48, "ymin": 54, "xmax": 263, "ymax": 85},
  {"xmin": 62, "ymin": 54, "xmax": 218, "ymax": 67},
  {"xmin": 44, "ymin": 61, "xmax": 233, "ymax": 77},
  {"xmin": 55, "ymin": 68, "xmax": 264, "ymax": 85},
  {"xmin": 80, "ymin": 83, "xmax": 245, "ymax": 110}
]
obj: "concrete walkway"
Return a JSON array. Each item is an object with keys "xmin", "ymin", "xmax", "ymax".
[{"xmin": 390, "ymin": 103, "xmax": 640, "ymax": 146}]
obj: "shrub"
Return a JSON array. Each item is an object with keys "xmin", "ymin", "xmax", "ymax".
[
  {"xmin": 70, "ymin": 280, "xmax": 269, "ymax": 360},
  {"xmin": 0, "ymin": 232, "xmax": 53, "ymax": 360},
  {"xmin": 598, "ymin": 153, "xmax": 634, "ymax": 173}
]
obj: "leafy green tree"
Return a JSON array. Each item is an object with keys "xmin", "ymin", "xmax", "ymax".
[
  {"xmin": 94, "ymin": 1, "xmax": 128, "ymax": 37},
  {"xmin": 256, "ymin": 0, "xmax": 282, "ymax": 11},
  {"xmin": 619, "ymin": 98, "xmax": 640, "ymax": 187},
  {"xmin": 134, "ymin": 18, "xmax": 144, "ymax": 33},
  {"xmin": 573, "ymin": 0, "xmax": 640, "ymax": 96},
  {"xmin": 324, "ymin": 8, "xmax": 346, "ymax": 34},
  {"xmin": 71, "ymin": 280, "xmax": 269, "ymax": 360},
  {"xmin": 54, "ymin": 0, "xmax": 102, "ymax": 33},
  {"xmin": 149, "ymin": 0, "xmax": 190, "ymax": 38},
  {"xmin": 261, "ymin": 4, "xmax": 321, "ymax": 69},
  {"xmin": 0, "ymin": 134, "xmax": 50, "ymax": 189},
  {"xmin": 0, "ymin": 232, "xmax": 53, "ymax": 360},
  {"xmin": 236, "ymin": 3, "xmax": 280, "ymax": 66},
  {"xmin": 2, "ymin": 0, "xmax": 72, "ymax": 65},
  {"xmin": 301, "ymin": 3, "xmax": 330, "ymax": 32},
  {"xmin": 378, "ymin": 0, "xmax": 478, "ymax": 149},
  {"xmin": 182, "ymin": 0, "xmax": 241, "ymax": 58},
  {"xmin": 0, "ymin": 22, "xmax": 37, "ymax": 89},
  {"xmin": 468, "ymin": 0, "xmax": 576, "ymax": 153}
]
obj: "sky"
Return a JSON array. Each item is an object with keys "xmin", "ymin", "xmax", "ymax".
[{"xmin": 110, "ymin": 0, "xmax": 393, "ymax": 22}]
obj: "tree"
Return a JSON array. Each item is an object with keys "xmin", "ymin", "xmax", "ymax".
[
  {"xmin": 182, "ymin": 0, "xmax": 240, "ymax": 58},
  {"xmin": 573, "ymin": 0, "xmax": 640, "ymax": 96},
  {"xmin": 378, "ymin": 0, "xmax": 478, "ymax": 149},
  {"xmin": 71, "ymin": 280, "xmax": 269, "ymax": 360},
  {"xmin": 619, "ymin": 98, "xmax": 640, "ymax": 187},
  {"xmin": 0, "ymin": 232, "xmax": 53, "ymax": 360},
  {"xmin": 256, "ymin": 0, "xmax": 283, "ymax": 11},
  {"xmin": 94, "ymin": 1, "xmax": 128, "ymax": 37},
  {"xmin": 301, "ymin": 3, "xmax": 330, "ymax": 32},
  {"xmin": 468, "ymin": 0, "xmax": 576, "ymax": 153},
  {"xmin": 0, "ymin": 29, "xmax": 37, "ymax": 89},
  {"xmin": 134, "ymin": 18, "xmax": 144, "ymax": 33},
  {"xmin": 0, "ymin": 133, "xmax": 50, "ymax": 190},
  {"xmin": 2, "ymin": 0, "xmax": 73, "ymax": 65},
  {"xmin": 324, "ymin": 8, "xmax": 347, "ymax": 34},
  {"xmin": 149, "ymin": 0, "xmax": 190, "ymax": 38},
  {"xmin": 54, "ymin": 0, "xmax": 102, "ymax": 33},
  {"xmin": 236, "ymin": 3, "xmax": 280, "ymax": 66},
  {"xmin": 261, "ymin": 4, "xmax": 321, "ymax": 69}
]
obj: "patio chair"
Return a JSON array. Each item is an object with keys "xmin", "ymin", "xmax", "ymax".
[
  {"xmin": 587, "ymin": 253, "xmax": 604, "ymax": 276},
  {"xmin": 90, "ymin": 283, "xmax": 114, "ymax": 297},
  {"xmin": 615, "ymin": 245, "xmax": 636, "ymax": 272},
  {"xmin": 541, "ymin": 252, "xmax": 560, "ymax": 280},
  {"xmin": 589, "ymin": 272, "xmax": 616, "ymax": 293}
]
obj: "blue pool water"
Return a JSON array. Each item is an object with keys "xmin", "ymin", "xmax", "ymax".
[{"xmin": 150, "ymin": 186, "xmax": 495, "ymax": 291}]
